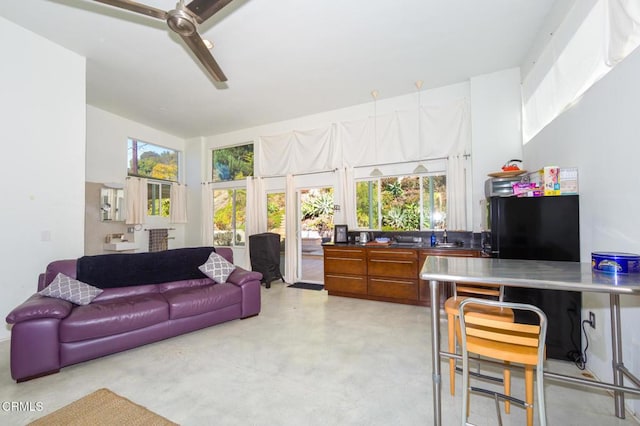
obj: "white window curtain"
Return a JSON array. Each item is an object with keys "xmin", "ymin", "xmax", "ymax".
[
  {"xmin": 169, "ymin": 183, "xmax": 187, "ymax": 224},
  {"xmin": 522, "ymin": 0, "xmax": 640, "ymax": 143},
  {"xmin": 284, "ymin": 174, "xmax": 298, "ymax": 283},
  {"xmin": 258, "ymin": 126, "xmax": 338, "ymax": 176},
  {"xmin": 420, "ymin": 98, "xmax": 471, "ymax": 230},
  {"xmin": 125, "ymin": 177, "xmax": 147, "ymax": 225},
  {"xmin": 201, "ymin": 182, "xmax": 214, "ymax": 246},
  {"xmin": 446, "ymin": 155, "xmax": 467, "ymax": 231},
  {"xmin": 335, "ymin": 167, "xmax": 357, "ymax": 228},
  {"xmin": 245, "ymin": 176, "xmax": 267, "ymax": 266}
]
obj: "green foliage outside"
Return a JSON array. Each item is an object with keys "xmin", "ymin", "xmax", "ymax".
[
  {"xmin": 129, "ymin": 143, "xmax": 178, "ymax": 182},
  {"xmin": 213, "ymin": 189, "xmax": 246, "ymax": 246},
  {"xmin": 356, "ymin": 175, "xmax": 447, "ymax": 230},
  {"xmin": 380, "ymin": 177, "xmax": 420, "ymax": 230},
  {"xmin": 301, "ymin": 188, "xmax": 334, "ymax": 239},
  {"xmin": 267, "ymin": 193, "xmax": 285, "ymax": 233},
  {"xmin": 356, "ymin": 181, "xmax": 379, "ymax": 228},
  {"xmin": 213, "ymin": 144, "xmax": 254, "ymax": 182}
]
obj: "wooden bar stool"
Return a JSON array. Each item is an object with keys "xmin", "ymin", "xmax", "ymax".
[
  {"xmin": 458, "ymin": 298, "xmax": 548, "ymax": 426},
  {"xmin": 444, "ymin": 283, "xmax": 514, "ymax": 396}
]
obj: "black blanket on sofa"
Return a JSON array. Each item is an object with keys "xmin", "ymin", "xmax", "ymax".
[{"xmin": 76, "ymin": 246, "xmax": 216, "ymax": 288}]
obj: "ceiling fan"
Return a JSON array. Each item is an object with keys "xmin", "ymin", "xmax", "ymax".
[{"xmin": 92, "ymin": 0, "xmax": 234, "ymax": 82}]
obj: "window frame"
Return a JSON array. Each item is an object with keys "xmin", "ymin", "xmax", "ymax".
[
  {"xmin": 128, "ymin": 138, "xmax": 180, "ymax": 183},
  {"xmin": 355, "ymin": 171, "xmax": 447, "ymax": 231},
  {"xmin": 147, "ymin": 180, "xmax": 172, "ymax": 218},
  {"xmin": 211, "ymin": 142, "xmax": 254, "ymax": 183},
  {"xmin": 212, "ymin": 180, "xmax": 247, "ymax": 247}
]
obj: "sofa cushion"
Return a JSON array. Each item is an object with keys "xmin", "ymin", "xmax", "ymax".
[
  {"xmin": 162, "ymin": 283, "xmax": 242, "ymax": 320},
  {"xmin": 40, "ymin": 273, "xmax": 103, "ymax": 306},
  {"xmin": 59, "ymin": 294, "xmax": 169, "ymax": 343},
  {"xmin": 198, "ymin": 252, "xmax": 236, "ymax": 284},
  {"xmin": 92, "ymin": 284, "xmax": 160, "ymax": 303},
  {"xmin": 156, "ymin": 277, "xmax": 214, "ymax": 293}
]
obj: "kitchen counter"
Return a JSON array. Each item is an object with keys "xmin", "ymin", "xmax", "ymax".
[{"xmin": 323, "ymin": 242, "xmax": 483, "ymax": 252}]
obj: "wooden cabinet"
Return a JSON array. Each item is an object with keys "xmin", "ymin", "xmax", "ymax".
[
  {"xmin": 367, "ymin": 249, "xmax": 418, "ymax": 302},
  {"xmin": 324, "ymin": 246, "xmax": 367, "ymax": 295},
  {"xmin": 324, "ymin": 245, "xmax": 482, "ymax": 307}
]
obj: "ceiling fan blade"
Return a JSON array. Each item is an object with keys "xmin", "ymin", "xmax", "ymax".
[
  {"xmin": 180, "ymin": 32, "xmax": 227, "ymax": 82},
  {"xmin": 186, "ymin": 0, "xmax": 234, "ymax": 24},
  {"xmin": 92, "ymin": 0, "xmax": 167, "ymax": 20}
]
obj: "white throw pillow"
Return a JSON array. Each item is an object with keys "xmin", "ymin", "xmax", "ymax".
[
  {"xmin": 198, "ymin": 251, "xmax": 236, "ymax": 284},
  {"xmin": 39, "ymin": 273, "xmax": 103, "ymax": 305}
]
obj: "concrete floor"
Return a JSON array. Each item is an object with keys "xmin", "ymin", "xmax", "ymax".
[{"xmin": 1, "ymin": 284, "xmax": 639, "ymax": 425}]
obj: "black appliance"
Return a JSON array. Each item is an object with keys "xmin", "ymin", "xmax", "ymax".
[
  {"xmin": 249, "ymin": 232, "xmax": 284, "ymax": 289},
  {"xmin": 489, "ymin": 195, "xmax": 581, "ymax": 361}
]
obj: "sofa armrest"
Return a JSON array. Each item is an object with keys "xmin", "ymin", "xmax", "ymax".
[
  {"xmin": 226, "ymin": 267, "xmax": 262, "ymax": 287},
  {"xmin": 6, "ymin": 294, "xmax": 73, "ymax": 324}
]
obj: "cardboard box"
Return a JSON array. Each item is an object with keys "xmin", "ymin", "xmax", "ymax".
[
  {"xmin": 528, "ymin": 167, "xmax": 560, "ymax": 196},
  {"xmin": 560, "ymin": 167, "xmax": 579, "ymax": 194}
]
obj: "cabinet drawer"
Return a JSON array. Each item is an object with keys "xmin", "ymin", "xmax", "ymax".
[
  {"xmin": 367, "ymin": 248, "xmax": 417, "ymax": 260},
  {"xmin": 325, "ymin": 274, "xmax": 367, "ymax": 294},
  {"xmin": 419, "ymin": 249, "xmax": 481, "ymax": 258},
  {"xmin": 367, "ymin": 258, "xmax": 418, "ymax": 279},
  {"xmin": 324, "ymin": 247, "xmax": 366, "ymax": 258},
  {"xmin": 368, "ymin": 277, "xmax": 418, "ymax": 300},
  {"xmin": 325, "ymin": 257, "xmax": 367, "ymax": 275}
]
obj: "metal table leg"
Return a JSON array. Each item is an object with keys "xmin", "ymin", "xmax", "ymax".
[
  {"xmin": 430, "ymin": 279, "xmax": 441, "ymax": 426},
  {"xmin": 610, "ymin": 293, "xmax": 625, "ymax": 418}
]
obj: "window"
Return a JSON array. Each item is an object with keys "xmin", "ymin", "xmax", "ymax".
[
  {"xmin": 356, "ymin": 174, "xmax": 447, "ymax": 230},
  {"xmin": 212, "ymin": 143, "xmax": 254, "ymax": 182},
  {"xmin": 128, "ymin": 138, "xmax": 179, "ymax": 182},
  {"xmin": 147, "ymin": 181, "xmax": 171, "ymax": 217},
  {"xmin": 213, "ymin": 188, "xmax": 246, "ymax": 246}
]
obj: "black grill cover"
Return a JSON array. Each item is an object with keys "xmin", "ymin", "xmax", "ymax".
[{"xmin": 249, "ymin": 232, "xmax": 283, "ymax": 287}]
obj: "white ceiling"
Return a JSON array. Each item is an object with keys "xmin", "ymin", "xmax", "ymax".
[{"xmin": 0, "ymin": 0, "xmax": 563, "ymax": 139}]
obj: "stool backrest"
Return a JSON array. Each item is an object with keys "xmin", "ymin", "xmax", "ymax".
[
  {"xmin": 454, "ymin": 282, "xmax": 505, "ymax": 301},
  {"xmin": 459, "ymin": 298, "xmax": 547, "ymax": 366}
]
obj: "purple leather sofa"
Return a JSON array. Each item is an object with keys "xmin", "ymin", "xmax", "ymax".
[{"xmin": 5, "ymin": 247, "xmax": 261, "ymax": 382}]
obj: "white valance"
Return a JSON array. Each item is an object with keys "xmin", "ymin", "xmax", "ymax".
[
  {"xmin": 420, "ymin": 98, "xmax": 471, "ymax": 158},
  {"xmin": 258, "ymin": 126, "xmax": 338, "ymax": 176},
  {"xmin": 258, "ymin": 100, "xmax": 469, "ymax": 175},
  {"xmin": 337, "ymin": 111, "xmax": 417, "ymax": 167}
]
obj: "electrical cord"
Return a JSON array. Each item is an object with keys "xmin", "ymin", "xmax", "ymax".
[{"xmin": 567, "ymin": 319, "xmax": 590, "ymax": 370}]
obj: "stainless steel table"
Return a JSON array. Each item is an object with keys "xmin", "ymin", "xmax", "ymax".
[{"xmin": 420, "ymin": 256, "xmax": 640, "ymax": 426}]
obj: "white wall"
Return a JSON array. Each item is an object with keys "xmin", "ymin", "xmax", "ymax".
[
  {"xmin": 86, "ymin": 106, "xmax": 187, "ymax": 251},
  {"xmin": 0, "ymin": 17, "xmax": 86, "ymax": 340},
  {"xmin": 524, "ymin": 44, "xmax": 640, "ymax": 406},
  {"xmin": 470, "ymin": 68, "xmax": 524, "ymax": 231}
]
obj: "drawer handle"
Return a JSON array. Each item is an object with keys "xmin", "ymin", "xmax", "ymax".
[
  {"xmin": 374, "ymin": 250, "xmax": 415, "ymax": 255},
  {"xmin": 370, "ymin": 259, "xmax": 414, "ymax": 264},
  {"xmin": 371, "ymin": 278, "xmax": 415, "ymax": 285},
  {"xmin": 327, "ymin": 257, "xmax": 363, "ymax": 262},
  {"xmin": 327, "ymin": 249, "xmax": 365, "ymax": 254},
  {"xmin": 326, "ymin": 274, "xmax": 364, "ymax": 280}
]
